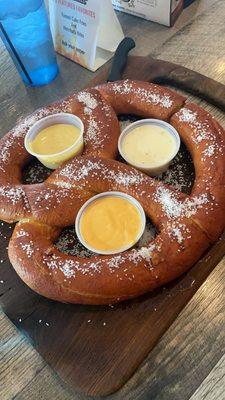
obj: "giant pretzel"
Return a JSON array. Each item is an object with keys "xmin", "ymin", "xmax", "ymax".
[{"xmin": 0, "ymin": 80, "xmax": 225, "ymax": 304}]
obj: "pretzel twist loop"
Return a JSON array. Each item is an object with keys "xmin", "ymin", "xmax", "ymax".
[{"xmin": 0, "ymin": 80, "xmax": 224, "ymax": 304}]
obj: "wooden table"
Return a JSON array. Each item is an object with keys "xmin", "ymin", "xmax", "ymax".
[{"xmin": 1, "ymin": 1, "xmax": 225, "ymax": 399}]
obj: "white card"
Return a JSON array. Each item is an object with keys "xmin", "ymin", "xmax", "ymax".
[
  {"xmin": 48, "ymin": 0, "xmax": 124, "ymax": 71},
  {"xmin": 112, "ymin": 0, "xmax": 183, "ymax": 27}
]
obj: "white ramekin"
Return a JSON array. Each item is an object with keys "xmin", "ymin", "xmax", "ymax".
[
  {"xmin": 75, "ymin": 191, "xmax": 146, "ymax": 255},
  {"xmin": 24, "ymin": 113, "xmax": 84, "ymax": 169},
  {"xmin": 118, "ymin": 118, "xmax": 181, "ymax": 176}
]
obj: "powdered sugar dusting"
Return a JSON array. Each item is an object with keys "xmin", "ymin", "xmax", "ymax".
[
  {"xmin": 58, "ymin": 158, "xmax": 147, "ymax": 189},
  {"xmin": 59, "ymin": 159, "xmax": 101, "ymax": 182},
  {"xmin": 43, "ymin": 253, "xmax": 102, "ymax": 278},
  {"xmin": 0, "ymin": 186, "xmax": 29, "ymax": 208},
  {"xmin": 202, "ymin": 144, "xmax": 216, "ymax": 158},
  {"xmin": 107, "ymin": 255, "xmax": 124, "ymax": 270},
  {"xmin": 21, "ymin": 241, "xmax": 34, "ymax": 258},
  {"xmin": 108, "ymin": 169, "xmax": 145, "ymax": 187},
  {"xmin": 179, "ymin": 108, "xmax": 197, "ymax": 123},
  {"xmin": 184, "ymin": 194, "xmax": 210, "ymax": 217},
  {"xmin": 55, "ymin": 181, "xmax": 72, "ymax": 189},
  {"xmin": 86, "ymin": 119, "xmax": 99, "ymax": 140},
  {"xmin": 0, "ymin": 137, "xmax": 22, "ymax": 167},
  {"xmin": 112, "ymin": 80, "xmax": 173, "ymax": 109},
  {"xmin": 85, "ymin": 118, "xmax": 105, "ymax": 147},
  {"xmin": 178, "ymin": 107, "xmax": 219, "ymax": 147},
  {"xmin": 32, "ymin": 186, "xmax": 79, "ymax": 210},
  {"xmin": 167, "ymin": 221, "xmax": 191, "ymax": 244},
  {"xmin": 77, "ymin": 91, "xmax": 98, "ymax": 115},
  {"xmin": 77, "ymin": 90, "xmax": 114, "ymax": 149},
  {"xmin": 171, "ymin": 227, "xmax": 184, "ymax": 243},
  {"xmin": 154, "ymin": 186, "xmax": 210, "ymax": 219},
  {"xmin": 16, "ymin": 229, "xmax": 29, "ymax": 238},
  {"xmin": 154, "ymin": 187, "xmax": 182, "ymax": 218},
  {"xmin": 41, "ymin": 224, "xmax": 159, "ymax": 279},
  {"xmin": 135, "ymin": 245, "xmax": 155, "ymax": 263}
]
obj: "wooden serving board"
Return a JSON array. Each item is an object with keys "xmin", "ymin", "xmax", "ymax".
[{"xmin": 1, "ymin": 56, "xmax": 225, "ymax": 397}]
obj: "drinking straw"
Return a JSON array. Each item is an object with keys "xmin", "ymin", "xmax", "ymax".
[{"xmin": 0, "ymin": 22, "xmax": 33, "ymax": 85}]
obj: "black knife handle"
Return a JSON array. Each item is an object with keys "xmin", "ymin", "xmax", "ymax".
[{"xmin": 108, "ymin": 37, "xmax": 136, "ymax": 82}]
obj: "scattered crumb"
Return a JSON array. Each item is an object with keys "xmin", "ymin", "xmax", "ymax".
[{"xmin": 22, "ymin": 160, "xmax": 51, "ymax": 184}]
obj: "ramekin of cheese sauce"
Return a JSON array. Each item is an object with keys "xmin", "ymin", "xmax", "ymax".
[
  {"xmin": 25, "ymin": 113, "xmax": 84, "ymax": 169},
  {"xmin": 75, "ymin": 192, "xmax": 146, "ymax": 255},
  {"xmin": 118, "ymin": 119, "xmax": 180, "ymax": 176}
]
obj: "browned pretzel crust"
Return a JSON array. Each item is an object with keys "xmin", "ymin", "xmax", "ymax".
[{"xmin": 0, "ymin": 80, "xmax": 224, "ymax": 304}]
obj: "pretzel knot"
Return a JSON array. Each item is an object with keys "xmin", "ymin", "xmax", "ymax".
[{"xmin": 0, "ymin": 80, "xmax": 225, "ymax": 304}]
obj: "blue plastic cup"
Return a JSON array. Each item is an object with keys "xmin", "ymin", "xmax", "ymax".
[{"xmin": 0, "ymin": 0, "xmax": 59, "ymax": 86}]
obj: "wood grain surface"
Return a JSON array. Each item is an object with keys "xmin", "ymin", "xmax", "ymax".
[{"xmin": 1, "ymin": 0, "xmax": 225, "ymax": 399}]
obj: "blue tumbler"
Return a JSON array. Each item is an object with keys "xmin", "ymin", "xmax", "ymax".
[{"xmin": 0, "ymin": 0, "xmax": 59, "ymax": 86}]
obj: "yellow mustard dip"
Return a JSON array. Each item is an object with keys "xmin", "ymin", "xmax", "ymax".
[
  {"xmin": 30, "ymin": 124, "xmax": 81, "ymax": 155},
  {"xmin": 122, "ymin": 124, "xmax": 176, "ymax": 166},
  {"xmin": 80, "ymin": 196, "xmax": 142, "ymax": 252}
]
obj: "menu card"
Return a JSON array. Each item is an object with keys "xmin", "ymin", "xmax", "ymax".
[
  {"xmin": 112, "ymin": 0, "xmax": 183, "ymax": 27},
  {"xmin": 48, "ymin": 0, "xmax": 124, "ymax": 71}
]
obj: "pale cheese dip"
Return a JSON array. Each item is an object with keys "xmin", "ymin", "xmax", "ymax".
[
  {"xmin": 121, "ymin": 124, "xmax": 176, "ymax": 166},
  {"xmin": 30, "ymin": 124, "xmax": 81, "ymax": 155},
  {"xmin": 122, "ymin": 124, "xmax": 176, "ymax": 167}
]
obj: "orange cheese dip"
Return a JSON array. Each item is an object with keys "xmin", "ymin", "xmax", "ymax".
[{"xmin": 80, "ymin": 196, "xmax": 142, "ymax": 252}]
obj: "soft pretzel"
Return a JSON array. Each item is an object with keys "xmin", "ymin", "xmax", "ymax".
[{"xmin": 0, "ymin": 80, "xmax": 224, "ymax": 304}]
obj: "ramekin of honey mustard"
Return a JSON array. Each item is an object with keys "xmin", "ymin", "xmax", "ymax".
[
  {"xmin": 25, "ymin": 113, "xmax": 84, "ymax": 169},
  {"xmin": 118, "ymin": 119, "xmax": 180, "ymax": 176},
  {"xmin": 75, "ymin": 192, "xmax": 146, "ymax": 255}
]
